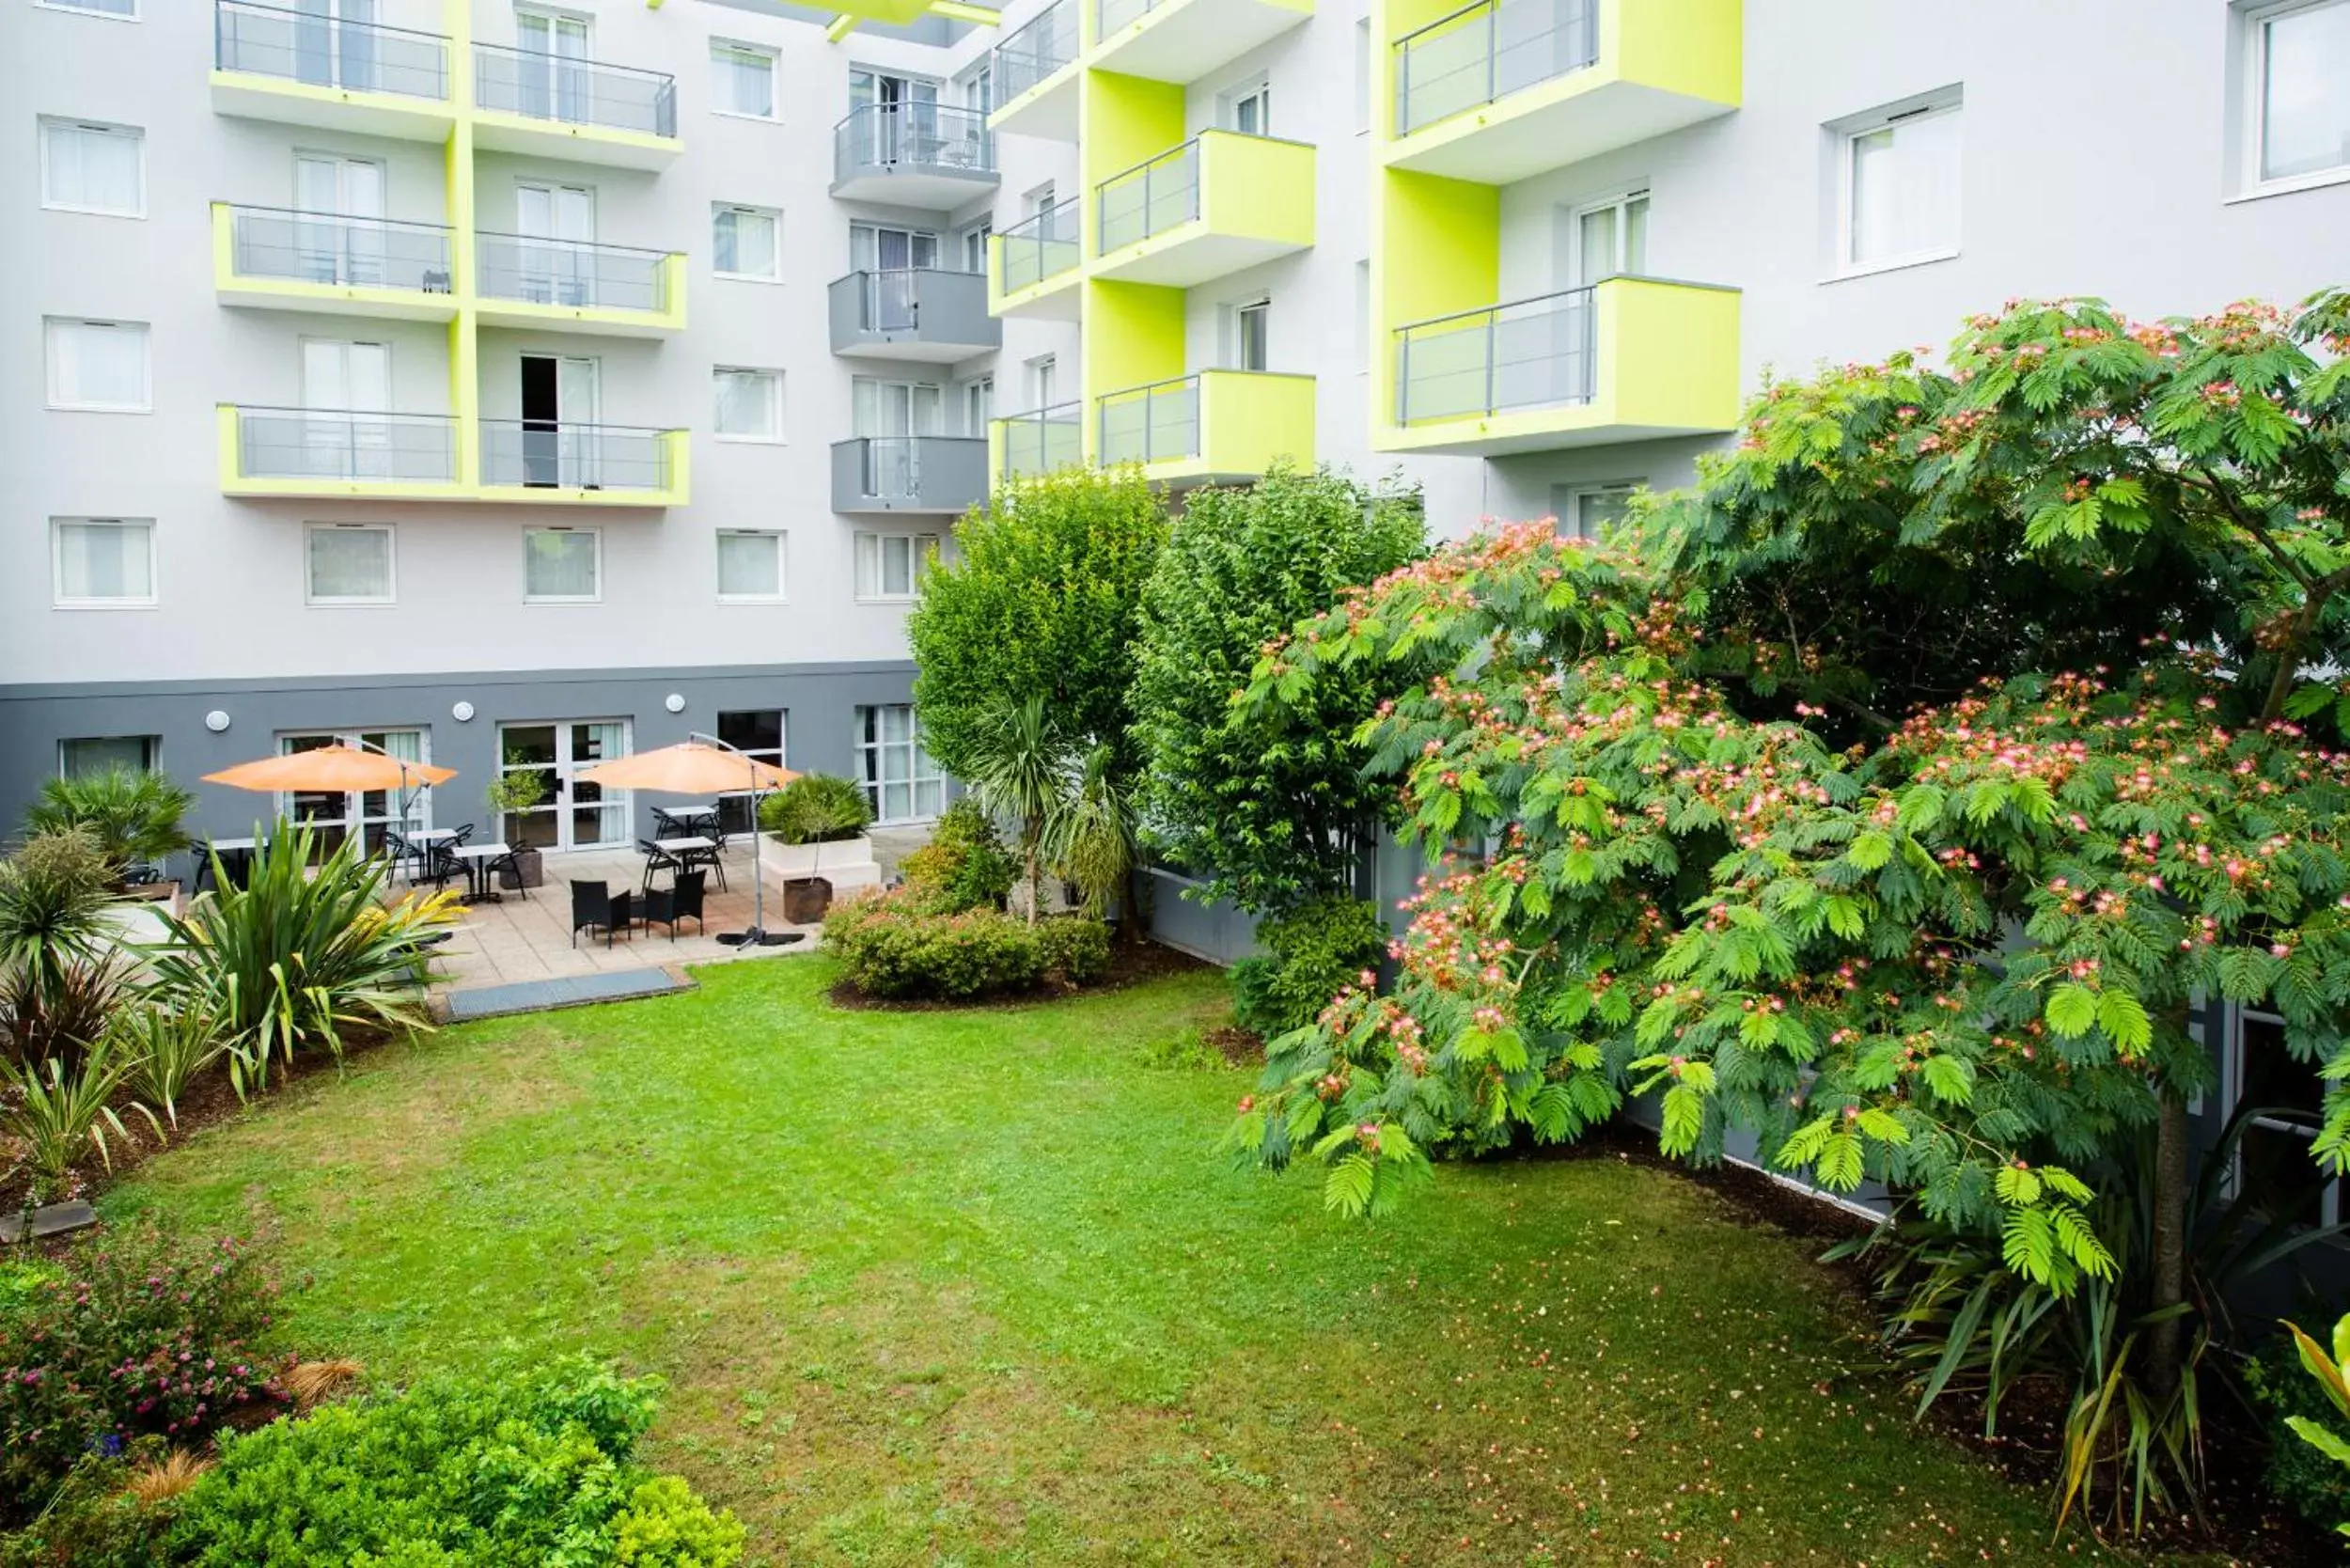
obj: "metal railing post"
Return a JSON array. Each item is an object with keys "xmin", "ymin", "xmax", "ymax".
[
  {"xmin": 1397, "ymin": 332, "xmax": 1411, "ymax": 424},
  {"xmin": 1484, "ymin": 314, "xmax": 1497, "ymax": 416}
]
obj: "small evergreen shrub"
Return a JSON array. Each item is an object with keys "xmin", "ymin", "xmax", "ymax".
[
  {"xmin": 1230, "ymin": 896, "xmax": 1387, "ymax": 1040},
  {"xmin": 2246, "ymin": 1325, "xmax": 2350, "ymax": 1532},
  {"xmin": 758, "ymin": 775, "xmax": 873, "ymax": 846},
  {"xmin": 0, "ymin": 1444, "xmax": 176, "ymax": 1568},
  {"xmin": 824, "ymin": 892, "xmax": 1111, "ymax": 1000},
  {"xmin": 899, "ymin": 799, "xmax": 1016, "ymax": 914},
  {"xmin": 1034, "ymin": 916, "xmax": 1110, "ymax": 985},
  {"xmin": 23, "ymin": 768, "xmax": 195, "ymax": 880}
]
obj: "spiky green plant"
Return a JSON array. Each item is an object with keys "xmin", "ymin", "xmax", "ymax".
[
  {"xmin": 24, "ymin": 767, "xmax": 195, "ymax": 876},
  {"xmin": 962, "ymin": 696, "xmax": 1071, "ymax": 926},
  {"xmin": 2, "ymin": 1032, "xmax": 157, "ymax": 1184},
  {"xmin": 1045, "ymin": 744, "xmax": 1137, "ymax": 921},
  {"xmin": 0, "ymin": 829, "xmax": 116, "ymax": 1009},
  {"xmin": 114, "ymin": 1001, "xmax": 229, "ymax": 1129}
]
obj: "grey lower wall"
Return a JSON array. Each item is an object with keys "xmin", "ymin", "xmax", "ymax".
[
  {"xmin": 1143, "ymin": 869, "xmax": 1263, "ymax": 967},
  {"xmin": 0, "ymin": 660, "xmax": 918, "ymax": 859}
]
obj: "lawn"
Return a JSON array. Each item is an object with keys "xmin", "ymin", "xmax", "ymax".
[{"xmin": 104, "ymin": 958, "xmax": 2170, "ymax": 1566}]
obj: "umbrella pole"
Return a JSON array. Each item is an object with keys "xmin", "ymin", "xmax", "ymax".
[{"xmin": 705, "ymin": 735, "xmax": 792, "ymax": 949}]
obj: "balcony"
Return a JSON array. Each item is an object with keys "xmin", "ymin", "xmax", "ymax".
[
  {"xmin": 218, "ymin": 405, "xmax": 463, "ymax": 499},
  {"xmin": 478, "ymin": 420, "xmax": 690, "ymax": 506},
  {"xmin": 1095, "ymin": 369, "xmax": 1313, "ymax": 483},
  {"xmin": 990, "ymin": 201, "xmax": 1083, "ymax": 318},
  {"xmin": 1381, "ymin": 275, "xmax": 1740, "ymax": 455},
  {"xmin": 831, "ymin": 103, "xmax": 997, "ymax": 208},
  {"xmin": 472, "ymin": 44, "xmax": 680, "ymax": 168},
  {"xmin": 212, "ymin": 204, "xmax": 458, "ymax": 321},
  {"xmin": 474, "ymin": 234, "xmax": 687, "ymax": 336},
  {"xmin": 1385, "ymin": 0, "xmax": 1740, "ymax": 184},
  {"xmin": 829, "ymin": 270, "xmax": 999, "ymax": 361},
  {"xmin": 990, "ymin": 0, "xmax": 1080, "ymax": 141},
  {"xmin": 1091, "ymin": 0, "xmax": 1313, "ymax": 87},
  {"xmin": 1093, "ymin": 132, "xmax": 1314, "ymax": 287},
  {"xmin": 991, "ymin": 403, "xmax": 1084, "ymax": 481},
  {"xmin": 210, "ymin": 1, "xmax": 454, "ymax": 140},
  {"xmin": 830, "ymin": 436, "xmax": 990, "ymax": 515}
]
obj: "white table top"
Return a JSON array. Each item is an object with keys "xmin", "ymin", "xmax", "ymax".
[
  {"xmin": 209, "ymin": 837, "xmax": 258, "ymax": 852},
  {"xmin": 451, "ymin": 841, "xmax": 511, "ymax": 859},
  {"xmin": 653, "ymin": 836, "xmax": 714, "ymax": 852},
  {"xmin": 661, "ymin": 802, "xmax": 722, "ymax": 816},
  {"xmin": 409, "ymin": 827, "xmax": 459, "ymax": 843}
]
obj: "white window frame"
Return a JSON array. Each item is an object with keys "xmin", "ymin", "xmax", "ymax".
[
  {"xmin": 716, "ymin": 528, "xmax": 788, "ymax": 603},
  {"xmin": 37, "ymin": 0, "xmax": 140, "ymax": 20},
  {"xmin": 43, "ymin": 317, "xmax": 150, "ymax": 413},
  {"xmin": 1564, "ymin": 186, "xmax": 1651, "ymax": 287},
  {"xmin": 51, "ymin": 517, "xmax": 156, "ymax": 609},
  {"xmin": 854, "ymin": 530, "xmax": 938, "ymax": 603},
  {"xmin": 2239, "ymin": 0, "xmax": 2350, "ymax": 198},
  {"xmin": 853, "ymin": 703, "xmax": 944, "ymax": 824},
  {"xmin": 39, "ymin": 117, "xmax": 145, "ymax": 218},
  {"xmin": 712, "ymin": 202, "xmax": 782, "ymax": 282},
  {"xmin": 710, "ymin": 39, "xmax": 780, "ymax": 121},
  {"xmin": 1232, "ymin": 296, "xmax": 1270, "ymax": 371},
  {"xmin": 1832, "ymin": 90, "xmax": 1962, "ymax": 279},
  {"xmin": 522, "ymin": 525, "xmax": 603, "ymax": 604},
  {"xmin": 960, "ymin": 219, "xmax": 993, "ymax": 276},
  {"xmin": 305, "ymin": 522, "xmax": 397, "ymax": 607},
  {"xmin": 1223, "ymin": 74, "xmax": 1272, "ymax": 135},
  {"xmin": 1554, "ymin": 480, "xmax": 1644, "ymax": 541},
  {"xmin": 275, "ymin": 727, "xmax": 434, "ymax": 847},
  {"xmin": 713, "ymin": 366, "xmax": 784, "ymax": 443}
]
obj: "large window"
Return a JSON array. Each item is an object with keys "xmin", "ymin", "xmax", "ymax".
[
  {"xmin": 714, "ymin": 709, "xmax": 785, "ymax": 834},
  {"xmin": 1837, "ymin": 94, "xmax": 1961, "ymax": 274},
  {"xmin": 716, "ymin": 529, "xmax": 785, "ymax": 601},
  {"xmin": 854, "ymin": 531, "xmax": 937, "ymax": 601},
  {"xmin": 713, "ymin": 204, "xmax": 779, "ymax": 280},
  {"xmin": 711, "ymin": 40, "xmax": 777, "ymax": 119},
  {"xmin": 277, "ymin": 729, "xmax": 431, "ymax": 855},
  {"xmin": 39, "ymin": 118, "xmax": 143, "ymax": 216},
  {"xmin": 1234, "ymin": 298, "xmax": 1269, "ymax": 372},
  {"xmin": 59, "ymin": 735, "xmax": 157, "ymax": 776},
  {"xmin": 524, "ymin": 526, "xmax": 601, "ymax": 602},
  {"xmin": 1552, "ymin": 481, "xmax": 1643, "ymax": 541},
  {"xmin": 306, "ymin": 523, "xmax": 396, "ymax": 605},
  {"xmin": 854, "ymin": 703, "xmax": 943, "ymax": 823},
  {"xmin": 1571, "ymin": 190, "xmax": 1649, "ymax": 284},
  {"xmin": 52, "ymin": 517, "xmax": 154, "ymax": 607},
  {"xmin": 2234, "ymin": 1009, "xmax": 2346, "ymax": 1227},
  {"xmin": 44, "ymin": 318, "xmax": 149, "ymax": 412},
  {"xmin": 2251, "ymin": 0, "xmax": 2350, "ymax": 184},
  {"xmin": 714, "ymin": 368, "xmax": 783, "ymax": 441}
]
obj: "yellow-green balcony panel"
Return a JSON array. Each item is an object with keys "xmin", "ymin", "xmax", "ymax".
[
  {"xmin": 1380, "ymin": 274, "xmax": 1739, "ymax": 455},
  {"xmin": 477, "ymin": 421, "xmax": 691, "ymax": 507},
  {"xmin": 989, "ymin": 0, "xmax": 1081, "ymax": 141},
  {"xmin": 474, "ymin": 236, "xmax": 688, "ymax": 336},
  {"xmin": 990, "ymin": 203, "xmax": 1085, "ymax": 320},
  {"xmin": 1092, "ymin": 132, "xmax": 1314, "ymax": 288},
  {"xmin": 1386, "ymin": 0, "xmax": 1739, "ymax": 183},
  {"xmin": 210, "ymin": 0, "xmax": 455, "ymax": 142},
  {"xmin": 471, "ymin": 45, "xmax": 681, "ymax": 169},
  {"xmin": 212, "ymin": 204, "xmax": 460, "ymax": 322},
  {"xmin": 1090, "ymin": 0, "xmax": 1313, "ymax": 87},
  {"xmin": 218, "ymin": 405, "xmax": 467, "ymax": 500},
  {"xmin": 991, "ymin": 403, "xmax": 1086, "ymax": 482},
  {"xmin": 1096, "ymin": 369, "xmax": 1313, "ymax": 484}
]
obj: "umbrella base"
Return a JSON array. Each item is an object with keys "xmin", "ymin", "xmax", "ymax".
[{"xmin": 717, "ymin": 927, "xmax": 805, "ymax": 949}]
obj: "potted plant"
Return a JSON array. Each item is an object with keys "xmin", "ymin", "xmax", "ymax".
[
  {"xmin": 485, "ymin": 764, "xmax": 548, "ymax": 889},
  {"xmin": 757, "ymin": 775, "xmax": 874, "ymax": 917}
]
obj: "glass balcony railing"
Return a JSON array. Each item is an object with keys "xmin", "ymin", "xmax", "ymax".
[
  {"xmin": 212, "ymin": 0, "xmax": 451, "ymax": 102},
  {"xmin": 1393, "ymin": 0, "xmax": 1597, "ymax": 136},
  {"xmin": 994, "ymin": 0, "xmax": 1078, "ymax": 102},
  {"xmin": 476, "ymin": 234, "xmax": 674, "ymax": 313},
  {"xmin": 473, "ymin": 43, "xmax": 677, "ymax": 138},
  {"xmin": 223, "ymin": 206, "xmax": 454, "ymax": 293},
  {"xmin": 997, "ymin": 201, "xmax": 1081, "ymax": 292},
  {"xmin": 1395, "ymin": 286, "xmax": 1594, "ymax": 423},
  {"xmin": 479, "ymin": 420, "xmax": 676, "ymax": 491},
  {"xmin": 1097, "ymin": 0, "xmax": 1162, "ymax": 35},
  {"xmin": 1097, "ymin": 376, "xmax": 1200, "ymax": 465},
  {"xmin": 834, "ymin": 102, "xmax": 995, "ymax": 180},
  {"xmin": 997, "ymin": 403, "xmax": 1083, "ymax": 478},
  {"xmin": 235, "ymin": 407, "xmax": 458, "ymax": 482},
  {"xmin": 1096, "ymin": 141, "xmax": 1200, "ymax": 255}
]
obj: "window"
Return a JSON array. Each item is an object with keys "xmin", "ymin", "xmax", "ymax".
[
  {"xmin": 1354, "ymin": 18, "xmax": 1371, "ymax": 133},
  {"xmin": 716, "ymin": 529, "xmax": 785, "ymax": 601},
  {"xmin": 854, "ymin": 531, "xmax": 938, "ymax": 600},
  {"xmin": 962, "ymin": 374, "xmax": 994, "ymax": 436},
  {"xmin": 1234, "ymin": 298, "xmax": 1270, "ymax": 372},
  {"xmin": 39, "ymin": 118, "xmax": 143, "ymax": 216},
  {"xmin": 1226, "ymin": 75, "xmax": 1271, "ymax": 134},
  {"xmin": 1838, "ymin": 93, "xmax": 1961, "ymax": 273},
  {"xmin": 850, "ymin": 222, "xmax": 940, "ymax": 272},
  {"xmin": 1571, "ymin": 189, "xmax": 1649, "ymax": 284},
  {"xmin": 2233, "ymin": 1010, "xmax": 2346, "ymax": 1227},
  {"xmin": 52, "ymin": 517, "xmax": 154, "ymax": 607},
  {"xmin": 44, "ymin": 318, "xmax": 149, "ymax": 412},
  {"xmin": 713, "ymin": 204, "xmax": 779, "ymax": 279},
  {"xmin": 714, "ymin": 709, "xmax": 786, "ymax": 834},
  {"xmin": 853, "ymin": 376, "xmax": 944, "ymax": 438},
  {"xmin": 40, "ymin": 0, "xmax": 138, "ymax": 17},
  {"xmin": 1553, "ymin": 481, "xmax": 1642, "ymax": 541},
  {"xmin": 712, "ymin": 40, "xmax": 777, "ymax": 118},
  {"xmin": 2251, "ymin": 0, "xmax": 2350, "ymax": 184},
  {"xmin": 960, "ymin": 63, "xmax": 993, "ymax": 116},
  {"xmin": 59, "ymin": 736, "xmax": 157, "ymax": 777},
  {"xmin": 524, "ymin": 526, "xmax": 600, "ymax": 602},
  {"xmin": 854, "ymin": 703, "xmax": 944, "ymax": 823},
  {"xmin": 714, "ymin": 367, "xmax": 783, "ymax": 441},
  {"xmin": 1027, "ymin": 353, "xmax": 1058, "ymax": 408},
  {"xmin": 960, "ymin": 220, "xmax": 993, "ymax": 275},
  {"xmin": 277, "ymin": 729, "xmax": 431, "ymax": 855},
  {"xmin": 306, "ymin": 523, "xmax": 395, "ymax": 604}
]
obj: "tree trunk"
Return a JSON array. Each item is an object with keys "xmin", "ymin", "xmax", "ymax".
[
  {"xmin": 1025, "ymin": 841, "xmax": 1041, "ymax": 927},
  {"xmin": 2147, "ymin": 1090, "xmax": 2191, "ymax": 1399}
]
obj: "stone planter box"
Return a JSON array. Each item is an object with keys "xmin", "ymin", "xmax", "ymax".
[{"xmin": 759, "ymin": 834, "xmax": 875, "ymax": 881}]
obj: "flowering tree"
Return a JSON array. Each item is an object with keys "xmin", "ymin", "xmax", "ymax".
[{"xmin": 1234, "ymin": 293, "xmax": 2350, "ymax": 1400}]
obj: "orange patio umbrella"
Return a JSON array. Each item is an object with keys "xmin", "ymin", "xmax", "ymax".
[
  {"xmin": 202, "ymin": 743, "xmax": 456, "ymax": 795},
  {"xmin": 575, "ymin": 737, "xmax": 801, "ymax": 948}
]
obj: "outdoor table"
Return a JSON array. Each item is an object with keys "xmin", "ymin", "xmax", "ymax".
[
  {"xmin": 201, "ymin": 837, "xmax": 259, "ymax": 893},
  {"xmin": 662, "ymin": 803, "xmax": 724, "ymax": 835},
  {"xmin": 450, "ymin": 841, "xmax": 511, "ymax": 903},
  {"xmin": 648, "ymin": 835, "xmax": 715, "ymax": 890},
  {"xmin": 410, "ymin": 827, "xmax": 459, "ymax": 844}
]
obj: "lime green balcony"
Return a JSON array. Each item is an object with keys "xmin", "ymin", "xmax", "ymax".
[
  {"xmin": 212, "ymin": 204, "xmax": 460, "ymax": 321},
  {"xmin": 473, "ymin": 235, "xmax": 687, "ymax": 337},
  {"xmin": 1385, "ymin": 0, "xmax": 1739, "ymax": 184},
  {"xmin": 1096, "ymin": 369, "xmax": 1313, "ymax": 484},
  {"xmin": 1091, "ymin": 0, "xmax": 1313, "ymax": 86},
  {"xmin": 471, "ymin": 45, "xmax": 681, "ymax": 168},
  {"xmin": 1092, "ymin": 132, "xmax": 1314, "ymax": 288},
  {"xmin": 210, "ymin": 1, "xmax": 455, "ymax": 142},
  {"xmin": 991, "ymin": 201, "xmax": 1084, "ymax": 320},
  {"xmin": 990, "ymin": 402, "xmax": 1086, "ymax": 482},
  {"xmin": 1379, "ymin": 275, "xmax": 1739, "ymax": 455}
]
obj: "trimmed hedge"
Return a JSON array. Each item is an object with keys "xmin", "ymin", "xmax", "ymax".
[{"xmin": 824, "ymin": 892, "xmax": 1109, "ymax": 1001}]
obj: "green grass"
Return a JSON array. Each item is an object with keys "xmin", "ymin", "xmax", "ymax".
[{"xmin": 108, "ymin": 959, "xmax": 2171, "ymax": 1565}]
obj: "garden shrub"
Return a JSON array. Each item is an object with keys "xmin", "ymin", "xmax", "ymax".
[
  {"xmin": 0, "ymin": 1445, "xmax": 175, "ymax": 1568},
  {"xmin": 0, "ymin": 1224, "xmax": 279, "ymax": 1510},
  {"xmin": 170, "ymin": 1355, "xmax": 744, "ymax": 1567},
  {"xmin": 24, "ymin": 767, "xmax": 195, "ymax": 879},
  {"xmin": 824, "ymin": 892, "xmax": 1110, "ymax": 1000},
  {"xmin": 1230, "ymin": 896, "xmax": 1387, "ymax": 1040},
  {"xmin": 1034, "ymin": 916, "xmax": 1110, "ymax": 985},
  {"xmin": 899, "ymin": 798, "xmax": 1016, "ymax": 915},
  {"xmin": 2246, "ymin": 1325, "xmax": 2350, "ymax": 1532}
]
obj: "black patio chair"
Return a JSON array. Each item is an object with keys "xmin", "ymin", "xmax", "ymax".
[
  {"xmin": 570, "ymin": 880, "xmax": 633, "ymax": 948},
  {"xmin": 449, "ymin": 822, "xmax": 477, "ymax": 847},
  {"xmin": 637, "ymin": 837, "xmax": 682, "ymax": 893},
  {"xmin": 639, "ymin": 870, "xmax": 705, "ymax": 941},
  {"xmin": 418, "ymin": 839, "xmax": 462, "ymax": 891},
  {"xmin": 650, "ymin": 806, "xmax": 686, "ymax": 840}
]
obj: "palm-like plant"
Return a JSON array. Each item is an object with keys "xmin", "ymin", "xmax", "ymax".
[
  {"xmin": 0, "ymin": 828, "xmax": 116, "ymax": 1004},
  {"xmin": 24, "ymin": 766, "xmax": 195, "ymax": 877},
  {"xmin": 1045, "ymin": 745, "xmax": 1137, "ymax": 922},
  {"xmin": 114, "ymin": 1000, "xmax": 228, "ymax": 1129},
  {"xmin": 2, "ymin": 1031, "xmax": 157, "ymax": 1185},
  {"xmin": 960, "ymin": 696, "xmax": 1070, "ymax": 926}
]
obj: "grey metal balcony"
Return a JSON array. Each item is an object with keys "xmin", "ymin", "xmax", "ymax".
[
  {"xmin": 480, "ymin": 420, "xmax": 679, "ymax": 493},
  {"xmin": 831, "ymin": 102, "xmax": 997, "ymax": 207},
  {"xmin": 476, "ymin": 233, "xmax": 682, "ymax": 330},
  {"xmin": 831, "ymin": 436, "xmax": 989, "ymax": 515},
  {"xmin": 996, "ymin": 403, "xmax": 1084, "ymax": 479},
  {"xmin": 213, "ymin": 1, "xmax": 451, "ymax": 102},
  {"xmin": 996, "ymin": 201, "xmax": 1082, "ymax": 300},
  {"xmin": 472, "ymin": 43, "xmax": 678, "ymax": 165},
  {"xmin": 828, "ymin": 269, "xmax": 998, "ymax": 360},
  {"xmin": 214, "ymin": 206, "xmax": 457, "ymax": 320},
  {"xmin": 1394, "ymin": 286, "xmax": 1594, "ymax": 424},
  {"xmin": 1393, "ymin": 0, "xmax": 1597, "ymax": 138},
  {"xmin": 232, "ymin": 407, "xmax": 457, "ymax": 483},
  {"xmin": 993, "ymin": 0, "xmax": 1079, "ymax": 130}
]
